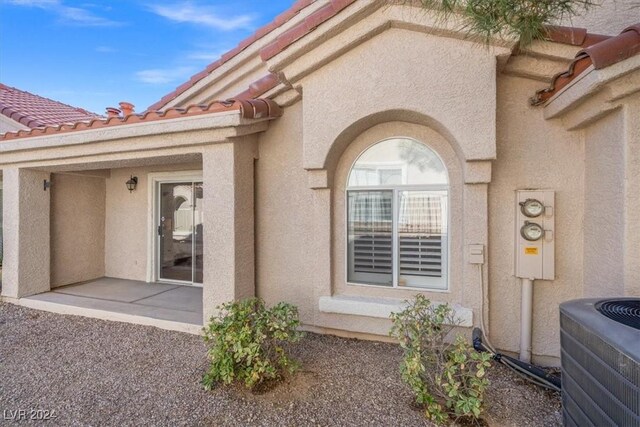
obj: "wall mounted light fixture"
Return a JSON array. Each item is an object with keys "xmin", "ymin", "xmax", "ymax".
[
  {"xmin": 43, "ymin": 179, "xmax": 51, "ymax": 191},
  {"xmin": 126, "ymin": 175, "xmax": 138, "ymax": 193}
]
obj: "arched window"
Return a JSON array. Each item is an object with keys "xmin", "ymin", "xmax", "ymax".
[{"xmin": 346, "ymin": 137, "xmax": 448, "ymax": 290}]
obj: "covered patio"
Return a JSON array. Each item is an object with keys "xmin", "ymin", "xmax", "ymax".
[{"xmin": 0, "ymin": 99, "xmax": 282, "ymax": 332}]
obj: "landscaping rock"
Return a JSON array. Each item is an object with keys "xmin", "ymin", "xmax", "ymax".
[{"xmin": 0, "ymin": 302, "xmax": 560, "ymax": 426}]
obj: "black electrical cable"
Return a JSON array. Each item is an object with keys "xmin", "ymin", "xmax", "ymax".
[{"xmin": 472, "ymin": 328, "xmax": 561, "ymax": 392}]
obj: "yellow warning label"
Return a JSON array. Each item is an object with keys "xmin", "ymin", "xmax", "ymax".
[{"xmin": 524, "ymin": 247, "xmax": 539, "ymax": 255}]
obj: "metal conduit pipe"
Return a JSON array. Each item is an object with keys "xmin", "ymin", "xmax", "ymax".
[{"xmin": 520, "ymin": 278, "xmax": 534, "ymax": 363}]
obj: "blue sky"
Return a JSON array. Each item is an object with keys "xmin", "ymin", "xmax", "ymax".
[{"xmin": 0, "ymin": 1, "xmax": 293, "ymax": 114}]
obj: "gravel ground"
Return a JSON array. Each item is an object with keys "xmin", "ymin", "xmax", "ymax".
[{"xmin": 0, "ymin": 302, "xmax": 561, "ymax": 426}]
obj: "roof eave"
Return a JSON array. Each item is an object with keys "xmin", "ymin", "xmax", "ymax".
[
  {"xmin": 0, "ymin": 109, "xmax": 272, "ymax": 157},
  {"xmin": 1, "ymin": 98, "xmax": 282, "ymax": 143},
  {"xmin": 543, "ymin": 54, "xmax": 640, "ymax": 126}
]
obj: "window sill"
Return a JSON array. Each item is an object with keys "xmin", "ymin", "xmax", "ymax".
[
  {"xmin": 346, "ymin": 281, "xmax": 449, "ymax": 293},
  {"xmin": 318, "ymin": 295, "xmax": 473, "ymax": 327}
]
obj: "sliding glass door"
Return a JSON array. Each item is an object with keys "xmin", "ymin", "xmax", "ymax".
[{"xmin": 157, "ymin": 181, "xmax": 203, "ymax": 285}]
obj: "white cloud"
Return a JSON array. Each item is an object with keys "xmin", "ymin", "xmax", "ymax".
[
  {"xmin": 4, "ymin": 0, "xmax": 58, "ymax": 6},
  {"xmin": 59, "ymin": 6, "xmax": 120, "ymax": 26},
  {"xmin": 135, "ymin": 66, "xmax": 195, "ymax": 85},
  {"xmin": 148, "ymin": 3, "xmax": 253, "ymax": 31},
  {"xmin": 186, "ymin": 49, "xmax": 229, "ymax": 62},
  {"xmin": 4, "ymin": 0, "xmax": 122, "ymax": 26},
  {"xmin": 95, "ymin": 46, "xmax": 117, "ymax": 53}
]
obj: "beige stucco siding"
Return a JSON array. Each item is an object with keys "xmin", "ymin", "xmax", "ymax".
[
  {"xmin": 297, "ymin": 27, "xmax": 506, "ymax": 170},
  {"xmin": 254, "ymin": 102, "xmax": 316, "ymax": 322},
  {"xmin": 559, "ymin": 0, "xmax": 639, "ymax": 35},
  {"xmin": 583, "ymin": 110, "xmax": 625, "ymax": 297},
  {"xmin": 104, "ymin": 163, "xmax": 201, "ymax": 281},
  {"xmin": 1, "ymin": 168, "xmax": 51, "ymax": 298},
  {"xmin": 255, "ymin": 25, "xmax": 504, "ymax": 337},
  {"xmin": 491, "ymin": 75, "xmax": 585, "ymax": 358},
  {"xmin": 50, "ymin": 173, "xmax": 106, "ymax": 287},
  {"xmin": 283, "ymin": 26, "xmax": 501, "ymax": 336}
]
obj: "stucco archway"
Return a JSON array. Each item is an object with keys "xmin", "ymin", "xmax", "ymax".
[{"xmin": 308, "ymin": 109, "xmax": 467, "ymax": 190}]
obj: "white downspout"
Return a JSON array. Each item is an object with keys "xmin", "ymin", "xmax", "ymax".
[{"xmin": 520, "ymin": 278, "xmax": 534, "ymax": 363}]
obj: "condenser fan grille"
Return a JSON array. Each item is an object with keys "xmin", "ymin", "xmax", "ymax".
[{"xmin": 596, "ymin": 299, "xmax": 640, "ymax": 330}]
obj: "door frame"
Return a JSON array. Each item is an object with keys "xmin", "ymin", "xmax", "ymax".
[{"xmin": 146, "ymin": 171, "xmax": 203, "ymax": 285}]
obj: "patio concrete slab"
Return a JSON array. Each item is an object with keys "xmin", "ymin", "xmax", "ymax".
[
  {"xmin": 15, "ymin": 278, "xmax": 205, "ymax": 331},
  {"xmin": 135, "ymin": 286, "xmax": 202, "ymax": 313},
  {"xmin": 53, "ymin": 277, "xmax": 178, "ymax": 303},
  {"xmin": 26, "ymin": 290, "xmax": 203, "ymax": 326}
]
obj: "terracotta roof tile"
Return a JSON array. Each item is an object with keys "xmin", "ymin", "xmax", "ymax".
[
  {"xmin": 234, "ymin": 73, "xmax": 281, "ymax": 100},
  {"xmin": 543, "ymin": 25, "xmax": 610, "ymax": 47},
  {"xmin": 0, "ymin": 83, "xmax": 100, "ymax": 128},
  {"xmin": 1, "ymin": 98, "xmax": 282, "ymax": 142},
  {"xmin": 190, "ymin": 70, "xmax": 209, "ymax": 83},
  {"xmin": 255, "ymin": 22, "xmax": 278, "ymax": 40},
  {"xmin": 146, "ymin": 0, "xmax": 315, "ymax": 112},
  {"xmin": 531, "ymin": 23, "xmax": 640, "ymax": 105},
  {"xmin": 580, "ymin": 24, "xmax": 640, "ymax": 69},
  {"xmin": 260, "ymin": 0, "xmax": 358, "ymax": 61},
  {"xmin": 205, "ymin": 59, "xmax": 224, "ymax": 74}
]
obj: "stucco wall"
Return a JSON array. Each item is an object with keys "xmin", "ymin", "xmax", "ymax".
[
  {"xmin": 104, "ymin": 163, "xmax": 201, "ymax": 281},
  {"xmin": 50, "ymin": 173, "xmax": 106, "ymax": 287},
  {"xmin": 491, "ymin": 75, "xmax": 585, "ymax": 359},
  {"xmin": 298, "ymin": 27, "xmax": 507, "ymax": 170},
  {"xmin": 1, "ymin": 168, "xmax": 50, "ymax": 298},
  {"xmin": 201, "ymin": 138, "xmax": 258, "ymax": 321},
  {"xmin": 256, "ymin": 26, "xmax": 502, "ymax": 337},
  {"xmin": 255, "ymin": 101, "xmax": 316, "ymax": 322},
  {"xmin": 583, "ymin": 110, "xmax": 625, "ymax": 297},
  {"xmin": 559, "ymin": 0, "xmax": 639, "ymax": 35}
]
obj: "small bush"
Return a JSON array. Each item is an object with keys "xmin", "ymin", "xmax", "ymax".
[
  {"xmin": 203, "ymin": 298, "xmax": 303, "ymax": 390},
  {"xmin": 390, "ymin": 295, "xmax": 491, "ymax": 424}
]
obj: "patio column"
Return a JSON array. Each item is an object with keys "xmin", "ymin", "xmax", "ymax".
[
  {"xmin": 201, "ymin": 138, "xmax": 257, "ymax": 322},
  {"xmin": 1, "ymin": 168, "xmax": 51, "ymax": 298}
]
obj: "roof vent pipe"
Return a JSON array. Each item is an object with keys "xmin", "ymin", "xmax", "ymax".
[
  {"xmin": 119, "ymin": 102, "xmax": 135, "ymax": 116},
  {"xmin": 106, "ymin": 107, "xmax": 121, "ymax": 118}
]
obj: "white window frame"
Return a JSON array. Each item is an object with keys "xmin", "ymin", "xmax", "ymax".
[{"xmin": 345, "ymin": 138, "xmax": 450, "ymax": 292}]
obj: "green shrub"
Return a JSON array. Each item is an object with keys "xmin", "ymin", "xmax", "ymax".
[
  {"xmin": 394, "ymin": 0, "xmax": 596, "ymax": 47},
  {"xmin": 390, "ymin": 295, "xmax": 492, "ymax": 424},
  {"xmin": 202, "ymin": 298, "xmax": 303, "ymax": 390}
]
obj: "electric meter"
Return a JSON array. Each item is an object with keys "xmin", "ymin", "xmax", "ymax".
[
  {"xmin": 515, "ymin": 190, "xmax": 554, "ymax": 280},
  {"xmin": 521, "ymin": 221, "xmax": 544, "ymax": 241},
  {"xmin": 520, "ymin": 198, "xmax": 545, "ymax": 218}
]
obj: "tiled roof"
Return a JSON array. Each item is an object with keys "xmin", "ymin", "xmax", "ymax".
[
  {"xmin": 0, "ymin": 83, "xmax": 99, "ymax": 128},
  {"xmin": 234, "ymin": 73, "xmax": 281, "ymax": 100},
  {"xmin": 154, "ymin": 2, "xmax": 620, "ymax": 113},
  {"xmin": 147, "ymin": 0, "xmax": 315, "ymax": 111},
  {"xmin": 531, "ymin": 24, "xmax": 640, "ymax": 105},
  {"xmin": 259, "ymin": 0, "xmax": 356, "ymax": 60},
  {"xmin": 148, "ymin": 0, "xmax": 359, "ymax": 111},
  {"xmin": 0, "ymin": 98, "xmax": 282, "ymax": 142}
]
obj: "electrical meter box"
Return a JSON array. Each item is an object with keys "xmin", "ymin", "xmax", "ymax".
[{"xmin": 515, "ymin": 190, "xmax": 555, "ymax": 280}]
